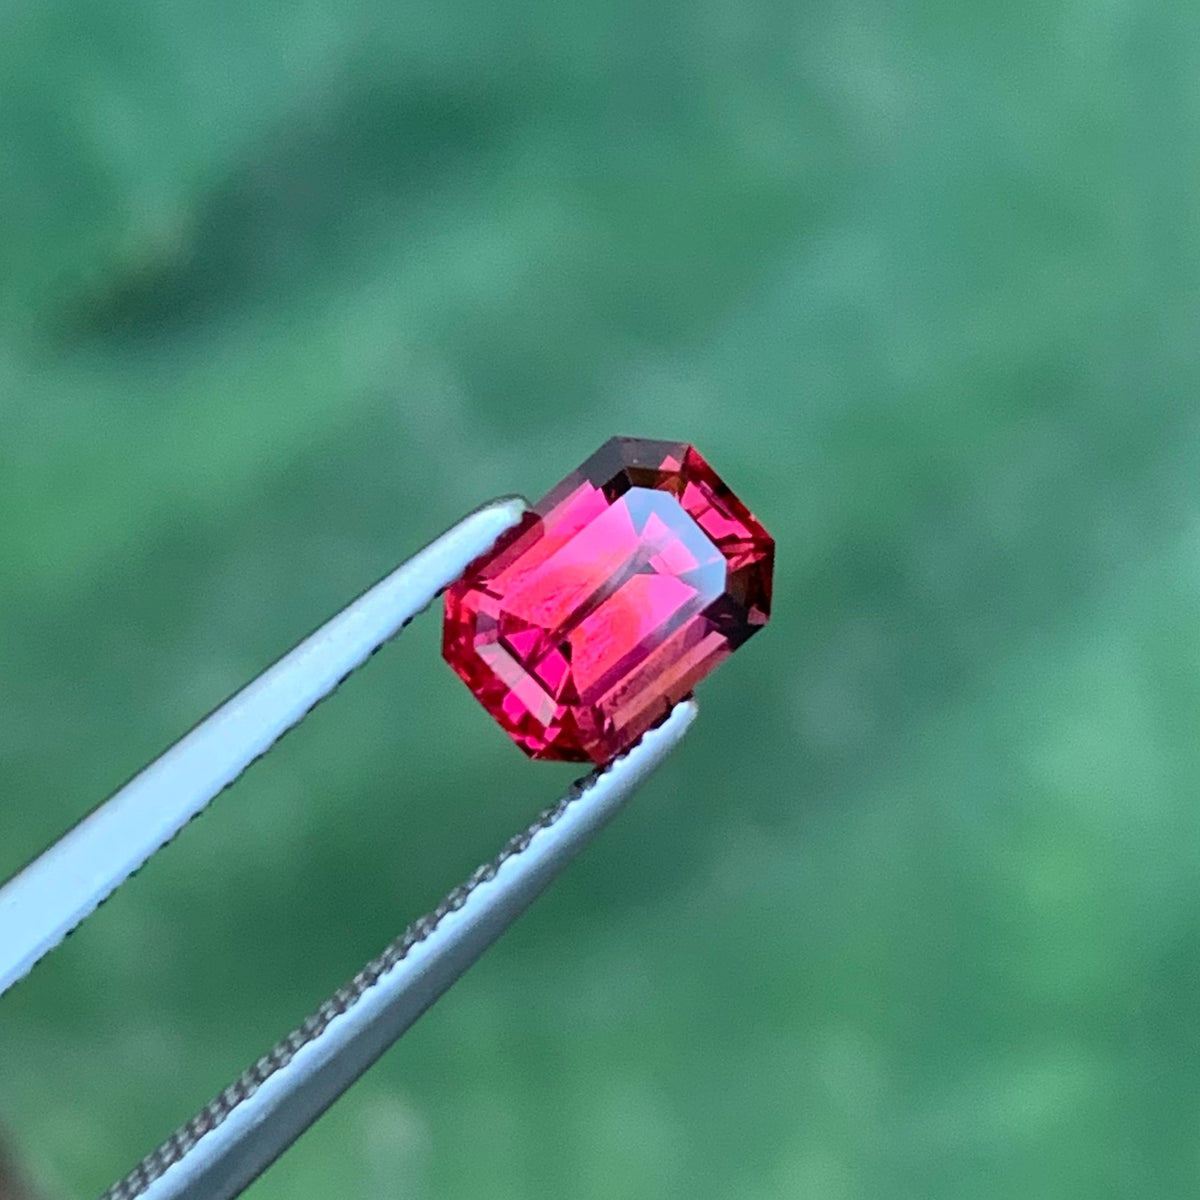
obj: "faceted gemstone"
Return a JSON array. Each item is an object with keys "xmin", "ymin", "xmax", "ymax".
[{"xmin": 442, "ymin": 437, "xmax": 774, "ymax": 764}]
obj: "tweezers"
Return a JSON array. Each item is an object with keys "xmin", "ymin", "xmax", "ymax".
[{"xmin": 0, "ymin": 497, "xmax": 697, "ymax": 1200}]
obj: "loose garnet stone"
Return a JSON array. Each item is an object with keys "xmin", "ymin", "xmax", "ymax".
[{"xmin": 442, "ymin": 437, "xmax": 774, "ymax": 764}]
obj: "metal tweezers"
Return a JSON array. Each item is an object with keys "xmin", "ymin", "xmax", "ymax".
[{"xmin": 0, "ymin": 497, "xmax": 697, "ymax": 1200}]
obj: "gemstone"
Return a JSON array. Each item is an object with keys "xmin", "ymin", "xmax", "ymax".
[{"xmin": 442, "ymin": 437, "xmax": 774, "ymax": 763}]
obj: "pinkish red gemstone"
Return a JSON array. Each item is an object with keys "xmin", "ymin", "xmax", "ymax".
[{"xmin": 442, "ymin": 437, "xmax": 774, "ymax": 764}]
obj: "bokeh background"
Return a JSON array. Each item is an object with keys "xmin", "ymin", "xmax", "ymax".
[{"xmin": 2, "ymin": 1, "xmax": 1199, "ymax": 1197}]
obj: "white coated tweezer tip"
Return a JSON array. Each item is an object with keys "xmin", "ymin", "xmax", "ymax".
[
  {"xmin": 101, "ymin": 698, "xmax": 698, "ymax": 1200},
  {"xmin": 0, "ymin": 496, "xmax": 528, "ymax": 999}
]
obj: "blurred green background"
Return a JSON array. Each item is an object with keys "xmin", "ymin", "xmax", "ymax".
[{"xmin": 2, "ymin": 1, "xmax": 1199, "ymax": 1197}]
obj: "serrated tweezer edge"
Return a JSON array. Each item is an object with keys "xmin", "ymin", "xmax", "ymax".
[
  {"xmin": 0, "ymin": 498, "xmax": 528, "ymax": 1000},
  {"xmin": 100, "ymin": 698, "xmax": 697, "ymax": 1200}
]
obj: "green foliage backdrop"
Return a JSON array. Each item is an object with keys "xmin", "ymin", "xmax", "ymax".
[{"xmin": 2, "ymin": 2, "xmax": 1199, "ymax": 1197}]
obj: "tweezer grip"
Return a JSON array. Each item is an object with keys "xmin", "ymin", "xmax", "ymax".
[{"xmin": 102, "ymin": 699, "xmax": 697, "ymax": 1200}]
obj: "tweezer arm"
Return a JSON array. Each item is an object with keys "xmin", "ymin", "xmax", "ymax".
[
  {"xmin": 102, "ymin": 699, "xmax": 697, "ymax": 1200},
  {"xmin": 0, "ymin": 498, "xmax": 527, "ymax": 999}
]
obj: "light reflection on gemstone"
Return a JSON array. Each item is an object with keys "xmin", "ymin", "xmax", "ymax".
[{"xmin": 443, "ymin": 437, "xmax": 774, "ymax": 763}]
